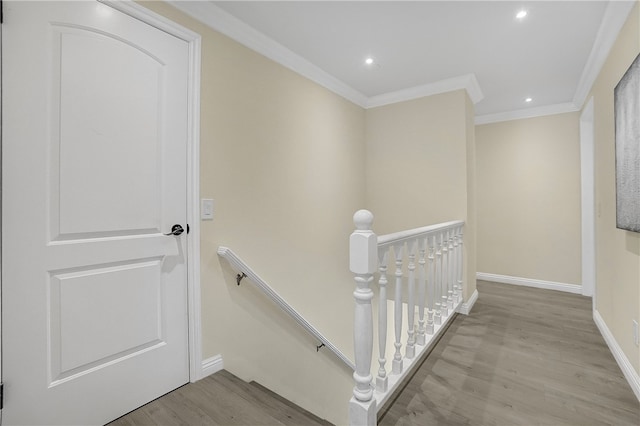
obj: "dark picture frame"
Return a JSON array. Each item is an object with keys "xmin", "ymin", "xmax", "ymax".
[{"xmin": 614, "ymin": 52, "xmax": 640, "ymax": 233}]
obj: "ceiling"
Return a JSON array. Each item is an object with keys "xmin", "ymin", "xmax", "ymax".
[{"xmin": 174, "ymin": 1, "xmax": 636, "ymax": 123}]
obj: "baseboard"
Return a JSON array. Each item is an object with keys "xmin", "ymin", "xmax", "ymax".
[
  {"xmin": 476, "ymin": 272, "xmax": 582, "ymax": 294},
  {"xmin": 457, "ymin": 289, "xmax": 478, "ymax": 315},
  {"xmin": 593, "ymin": 310, "xmax": 640, "ymax": 402},
  {"xmin": 201, "ymin": 355, "xmax": 224, "ymax": 378}
]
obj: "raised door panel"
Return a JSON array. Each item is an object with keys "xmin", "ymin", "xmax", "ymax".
[
  {"xmin": 49, "ymin": 258, "xmax": 164, "ymax": 384},
  {"xmin": 51, "ymin": 26, "xmax": 164, "ymax": 239}
]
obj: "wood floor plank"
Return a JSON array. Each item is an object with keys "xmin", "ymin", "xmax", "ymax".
[
  {"xmin": 108, "ymin": 369, "xmax": 329, "ymax": 426},
  {"xmin": 379, "ymin": 281, "xmax": 640, "ymax": 426},
  {"xmin": 112, "ymin": 280, "xmax": 638, "ymax": 426}
]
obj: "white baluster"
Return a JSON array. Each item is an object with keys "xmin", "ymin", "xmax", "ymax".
[
  {"xmin": 392, "ymin": 243, "xmax": 404, "ymax": 374},
  {"xmin": 434, "ymin": 234, "xmax": 442, "ymax": 326},
  {"xmin": 441, "ymin": 231, "xmax": 449, "ymax": 318},
  {"xmin": 406, "ymin": 241, "xmax": 417, "ymax": 359},
  {"xmin": 457, "ymin": 226, "xmax": 464, "ymax": 304},
  {"xmin": 417, "ymin": 237, "xmax": 427, "ymax": 345},
  {"xmin": 447, "ymin": 231, "xmax": 454, "ymax": 311},
  {"xmin": 452, "ymin": 232, "xmax": 460, "ymax": 305},
  {"xmin": 376, "ymin": 249, "xmax": 389, "ymax": 393},
  {"xmin": 349, "ymin": 210, "xmax": 377, "ymax": 426},
  {"xmin": 426, "ymin": 236, "xmax": 435, "ymax": 334}
]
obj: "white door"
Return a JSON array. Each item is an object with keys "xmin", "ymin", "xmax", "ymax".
[{"xmin": 2, "ymin": 2, "xmax": 191, "ymax": 424}]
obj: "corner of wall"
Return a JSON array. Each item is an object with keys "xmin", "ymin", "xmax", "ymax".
[
  {"xmin": 593, "ymin": 309, "xmax": 640, "ymax": 401},
  {"xmin": 464, "ymin": 93, "xmax": 478, "ymax": 302}
]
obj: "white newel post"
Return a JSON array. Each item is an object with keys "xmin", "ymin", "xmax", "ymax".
[{"xmin": 349, "ymin": 210, "xmax": 377, "ymax": 426}]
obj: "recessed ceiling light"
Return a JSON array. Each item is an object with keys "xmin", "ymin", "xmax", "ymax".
[
  {"xmin": 365, "ymin": 57, "xmax": 374, "ymax": 65},
  {"xmin": 516, "ymin": 10, "xmax": 528, "ymax": 19},
  {"xmin": 525, "ymin": 97, "xmax": 533, "ymax": 103}
]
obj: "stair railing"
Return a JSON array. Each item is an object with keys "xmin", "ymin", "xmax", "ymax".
[
  {"xmin": 349, "ymin": 210, "xmax": 465, "ymax": 425},
  {"xmin": 217, "ymin": 246, "xmax": 355, "ymax": 371}
]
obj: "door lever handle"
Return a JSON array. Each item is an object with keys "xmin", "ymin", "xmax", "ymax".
[{"xmin": 164, "ymin": 224, "xmax": 185, "ymax": 236}]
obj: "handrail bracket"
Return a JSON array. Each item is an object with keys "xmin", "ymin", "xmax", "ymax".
[{"xmin": 236, "ymin": 272, "xmax": 247, "ymax": 286}]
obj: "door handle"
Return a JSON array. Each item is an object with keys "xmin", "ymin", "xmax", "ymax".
[{"xmin": 164, "ymin": 224, "xmax": 185, "ymax": 236}]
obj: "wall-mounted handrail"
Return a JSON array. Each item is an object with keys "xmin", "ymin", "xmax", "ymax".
[{"xmin": 217, "ymin": 246, "xmax": 355, "ymax": 371}]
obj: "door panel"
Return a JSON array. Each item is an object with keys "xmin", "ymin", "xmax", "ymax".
[
  {"xmin": 2, "ymin": 2, "xmax": 190, "ymax": 424},
  {"xmin": 54, "ymin": 25, "xmax": 164, "ymax": 237},
  {"xmin": 50, "ymin": 258, "xmax": 164, "ymax": 379}
]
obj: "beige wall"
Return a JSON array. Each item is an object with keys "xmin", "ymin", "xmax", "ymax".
[
  {"xmin": 141, "ymin": 2, "xmax": 365, "ymax": 424},
  {"xmin": 139, "ymin": 3, "xmax": 480, "ymax": 422},
  {"xmin": 475, "ymin": 113, "xmax": 582, "ymax": 286},
  {"xmin": 365, "ymin": 90, "xmax": 477, "ymax": 297},
  {"xmin": 139, "ymin": 0, "xmax": 640, "ymax": 417},
  {"xmin": 588, "ymin": 2, "xmax": 640, "ymax": 374},
  {"xmin": 366, "ymin": 92, "xmax": 467, "ymax": 233}
]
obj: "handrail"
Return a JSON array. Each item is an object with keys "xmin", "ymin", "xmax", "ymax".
[
  {"xmin": 377, "ymin": 220, "xmax": 464, "ymax": 248},
  {"xmin": 217, "ymin": 246, "xmax": 356, "ymax": 371}
]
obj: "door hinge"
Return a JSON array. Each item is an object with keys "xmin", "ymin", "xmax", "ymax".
[{"xmin": 1, "ymin": 382, "xmax": 4, "ymax": 410}]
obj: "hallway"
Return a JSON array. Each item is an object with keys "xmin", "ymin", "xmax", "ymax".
[
  {"xmin": 379, "ymin": 281, "xmax": 639, "ymax": 425},
  {"xmin": 111, "ymin": 280, "xmax": 639, "ymax": 425}
]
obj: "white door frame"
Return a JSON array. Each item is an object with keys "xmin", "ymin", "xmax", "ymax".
[
  {"xmin": 580, "ymin": 97, "xmax": 596, "ymax": 301},
  {"xmin": 0, "ymin": 0, "xmax": 204, "ymax": 397}
]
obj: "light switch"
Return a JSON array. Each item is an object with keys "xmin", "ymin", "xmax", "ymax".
[{"xmin": 201, "ymin": 199, "xmax": 214, "ymax": 220}]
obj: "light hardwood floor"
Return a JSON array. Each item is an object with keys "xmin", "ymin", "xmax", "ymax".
[
  {"xmin": 110, "ymin": 280, "xmax": 639, "ymax": 426},
  {"xmin": 107, "ymin": 369, "xmax": 331, "ymax": 426},
  {"xmin": 379, "ymin": 280, "xmax": 640, "ymax": 425}
]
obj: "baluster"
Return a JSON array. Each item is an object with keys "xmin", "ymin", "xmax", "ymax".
[
  {"xmin": 434, "ymin": 234, "xmax": 442, "ymax": 326},
  {"xmin": 406, "ymin": 241, "xmax": 417, "ymax": 359},
  {"xmin": 376, "ymin": 249, "xmax": 389, "ymax": 393},
  {"xmin": 417, "ymin": 237, "xmax": 427, "ymax": 345},
  {"xmin": 447, "ymin": 231, "xmax": 454, "ymax": 311},
  {"xmin": 452, "ymin": 232, "xmax": 460, "ymax": 305},
  {"xmin": 392, "ymin": 243, "xmax": 404, "ymax": 374},
  {"xmin": 349, "ymin": 210, "xmax": 377, "ymax": 424},
  {"xmin": 441, "ymin": 231, "xmax": 449, "ymax": 318},
  {"xmin": 426, "ymin": 235, "xmax": 435, "ymax": 334},
  {"xmin": 457, "ymin": 226, "xmax": 464, "ymax": 304}
]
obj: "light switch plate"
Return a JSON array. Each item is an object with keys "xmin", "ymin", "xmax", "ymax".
[{"xmin": 201, "ymin": 199, "xmax": 214, "ymax": 220}]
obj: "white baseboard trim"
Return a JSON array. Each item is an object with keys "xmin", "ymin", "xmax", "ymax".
[
  {"xmin": 201, "ymin": 355, "xmax": 224, "ymax": 378},
  {"xmin": 593, "ymin": 310, "xmax": 640, "ymax": 402},
  {"xmin": 476, "ymin": 272, "xmax": 582, "ymax": 295},
  {"xmin": 457, "ymin": 289, "xmax": 479, "ymax": 315}
]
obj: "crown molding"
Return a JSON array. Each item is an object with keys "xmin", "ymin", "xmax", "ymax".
[
  {"xmin": 481, "ymin": 0, "xmax": 635, "ymax": 128},
  {"xmin": 167, "ymin": 0, "xmax": 624, "ymax": 123},
  {"xmin": 168, "ymin": 1, "xmax": 484, "ymax": 110},
  {"xmin": 168, "ymin": 1, "xmax": 369, "ymax": 107},
  {"xmin": 475, "ymin": 102, "xmax": 580, "ymax": 125},
  {"xmin": 572, "ymin": 0, "xmax": 636, "ymax": 110},
  {"xmin": 366, "ymin": 73, "xmax": 484, "ymax": 109}
]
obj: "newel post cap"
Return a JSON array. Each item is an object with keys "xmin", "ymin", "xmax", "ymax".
[
  {"xmin": 353, "ymin": 209, "xmax": 374, "ymax": 231},
  {"xmin": 350, "ymin": 210, "xmax": 377, "ymax": 274}
]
